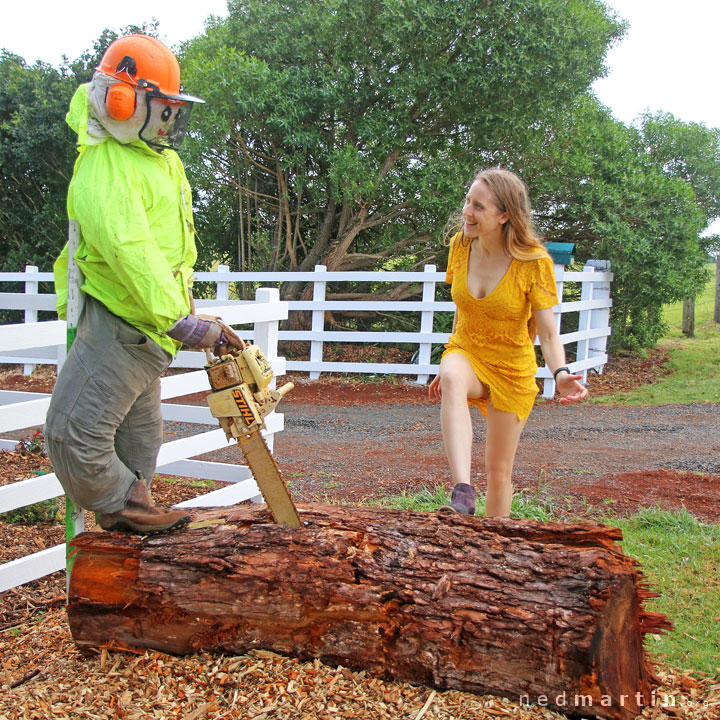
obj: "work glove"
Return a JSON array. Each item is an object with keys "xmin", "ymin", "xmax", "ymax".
[{"xmin": 167, "ymin": 314, "xmax": 245, "ymax": 355}]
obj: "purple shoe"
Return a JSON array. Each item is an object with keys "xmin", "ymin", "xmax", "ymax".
[{"xmin": 439, "ymin": 483, "xmax": 476, "ymax": 515}]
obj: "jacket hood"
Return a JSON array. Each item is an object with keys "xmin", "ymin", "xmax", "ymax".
[{"xmin": 66, "ymin": 84, "xmax": 93, "ymax": 146}]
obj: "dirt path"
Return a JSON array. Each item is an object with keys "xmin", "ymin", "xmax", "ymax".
[{"xmin": 164, "ymin": 371, "xmax": 720, "ymax": 523}]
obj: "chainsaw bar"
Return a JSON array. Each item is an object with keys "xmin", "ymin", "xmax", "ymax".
[{"xmin": 236, "ymin": 431, "xmax": 301, "ymax": 527}]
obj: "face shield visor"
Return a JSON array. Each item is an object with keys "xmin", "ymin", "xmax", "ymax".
[{"xmin": 136, "ymin": 79, "xmax": 204, "ymax": 151}]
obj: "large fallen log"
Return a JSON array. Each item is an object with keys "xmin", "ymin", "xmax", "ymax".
[{"xmin": 67, "ymin": 504, "xmax": 671, "ymax": 719}]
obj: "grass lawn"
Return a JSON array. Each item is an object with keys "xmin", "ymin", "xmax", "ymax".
[
  {"xmin": 612, "ymin": 509, "xmax": 720, "ymax": 674},
  {"xmin": 591, "ymin": 262, "xmax": 720, "ymax": 405}
]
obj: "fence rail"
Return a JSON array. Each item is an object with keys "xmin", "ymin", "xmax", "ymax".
[
  {"xmin": 0, "ymin": 289, "xmax": 288, "ymax": 593},
  {"xmin": 1, "ymin": 262, "xmax": 613, "ymax": 394}
]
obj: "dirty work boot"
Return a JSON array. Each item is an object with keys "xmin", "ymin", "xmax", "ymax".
[
  {"xmin": 98, "ymin": 477, "xmax": 191, "ymax": 534},
  {"xmin": 439, "ymin": 483, "xmax": 476, "ymax": 515}
]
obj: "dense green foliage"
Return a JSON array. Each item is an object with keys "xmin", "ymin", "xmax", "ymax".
[
  {"xmin": 517, "ymin": 98, "xmax": 718, "ymax": 347},
  {"xmin": 0, "ymin": 52, "xmax": 77, "ymax": 275},
  {"xmin": 2, "ymin": 3, "xmax": 719, "ymax": 347},
  {"xmin": 0, "ymin": 24, "xmax": 157, "ymax": 320},
  {"xmin": 180, "ymin": 0, "xmax": 623, "ymax": 286}
]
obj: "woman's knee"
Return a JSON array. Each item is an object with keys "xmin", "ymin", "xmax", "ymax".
[
  {"xmin": 438, "ymin": 367, "xmax": 464, "ymax": 395},
  {"xmin": 439, "ymin": 356, "xmax": 484, "ymax": 399}
]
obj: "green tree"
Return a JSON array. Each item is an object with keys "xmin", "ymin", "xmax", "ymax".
[
  {"xmin": 0, "ymin": 24, "xmax": 159, "ymax": 320},
  {"xmin": 640, "ymin": 111, "xmax": 720, "ymax": 224},
  {"xmin": 180, "ymin": 0, "xmax": 624, "ymax": 296},
  {"xmin": 517, "ymin": 96, "xmax": 712, "ymax": 347},
  {"xmin": 0, "ymin": 52, "xmax": 76, "ymax": 278}
]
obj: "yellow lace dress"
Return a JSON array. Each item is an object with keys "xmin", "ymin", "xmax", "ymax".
[{"xmin": 443, "ymin": 234, "xmax": 559, "ymax": 420}]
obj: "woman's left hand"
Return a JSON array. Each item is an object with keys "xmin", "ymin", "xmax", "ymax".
[
  {"xmin": 428, "ymin": 373, "xmax": 442, "ymax": 401},
  {"xmin": 556, "ymin": 372, "xmax": 588, "ymax": 404}
]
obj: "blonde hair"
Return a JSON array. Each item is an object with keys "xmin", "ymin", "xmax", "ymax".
[{"xmin": 444, "ymin": 168, "xmax": 549, "ymax": 261}]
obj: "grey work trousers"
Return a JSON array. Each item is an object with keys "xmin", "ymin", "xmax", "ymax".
[{"xmin": 44, "ymin": 296, "xmax": 172, "ymax": 513}]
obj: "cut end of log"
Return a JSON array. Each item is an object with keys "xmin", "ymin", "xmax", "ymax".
[{"xmin": 67, "ymin": 504, "xmax": 671, "ymax": 720}]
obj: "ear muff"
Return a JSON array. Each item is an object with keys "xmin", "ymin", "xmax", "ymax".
[{"xmin": 105, "ymin": 83, "xmax": 137, "ymax": 121}]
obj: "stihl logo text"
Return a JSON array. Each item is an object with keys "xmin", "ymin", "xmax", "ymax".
[{"xmin": 232, "ymin": 389, "xmax": 255, "ymax": 424}]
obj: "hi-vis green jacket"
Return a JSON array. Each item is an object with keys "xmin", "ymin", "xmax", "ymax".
[{"xmin": 54, "ymin": 84, "xmax": 197, "ymax": 356}]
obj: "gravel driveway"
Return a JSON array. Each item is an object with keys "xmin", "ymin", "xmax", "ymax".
[
  {"xmin": 204, "ymin": 390, "xmax": 720, "ymax": 523},
  {"xmin": 4, "ymin": 364, "xmax": 718, "ymax": 522}
]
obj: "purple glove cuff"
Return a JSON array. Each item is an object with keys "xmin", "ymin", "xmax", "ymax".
[{"xmin": 167, "ymin": 315, "xmax": 213, "ymax": 346}]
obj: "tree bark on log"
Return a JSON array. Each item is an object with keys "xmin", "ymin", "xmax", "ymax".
[{"xmin": 67, "ymin": 504, "xmax": 672, "ymax": 720}]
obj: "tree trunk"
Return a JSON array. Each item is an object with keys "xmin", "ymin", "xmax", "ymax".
[
  {"xmin": 67, "ymin": 504, "xmax": 671, "ymax": 720},
  {"xmin": 714, "ymin": 256, "xmax": 720, "ymax": 324},
  {"xmin": 682, "ymin": 296, "xmax": 695, "ymax": 337}
]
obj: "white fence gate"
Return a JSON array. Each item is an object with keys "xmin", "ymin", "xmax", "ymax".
[{"xmin": 0, "ymin": 289, "xmax": 288, "ymax": 593}]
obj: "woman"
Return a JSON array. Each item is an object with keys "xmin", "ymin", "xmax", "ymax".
[{"xmin": 429, "ymin": 168, "xmax": 587, "ymax": 517}]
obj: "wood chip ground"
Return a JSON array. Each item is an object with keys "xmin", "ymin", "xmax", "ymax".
[{"xmin": 1, "ymin": 575, "xmax": 718, "ymax": 720}]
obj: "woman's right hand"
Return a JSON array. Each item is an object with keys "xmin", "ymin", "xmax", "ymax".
[{"xmin": 428, "ymin": 374, "xmax": 442, "ymax": 401}]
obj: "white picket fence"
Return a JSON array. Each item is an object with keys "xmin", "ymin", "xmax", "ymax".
[
  {"xmin": 0, "ymin": 289, "xmax": 288, "ymax": 593},
  {"xmin": 1, "ymin": 260, "xmax": 613, "ymax": 396}
]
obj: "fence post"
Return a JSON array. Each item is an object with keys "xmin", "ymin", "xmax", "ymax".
[
  {"xmin": 216, "ymin": 264, "xmax": 230, "ymax": 302},
  {"xmin": 575, "ymin": 266, "xmax": 596, "ymax": 385},
  {"xmin": 586, "ymin": 260, "xmax": 612, "ymax": 370},
  {"xmin": 65, "ymin": 220, "xmax": 86, "ymax": 587},
  {"xmin": 309, "ymin": 265, "xmax": 327, "ymax": 380},
  {"xmin": 415, "ymin": 264, "xmax": 437, "ymax": 384},
  {"xmin": 542, "ymin": 264, "xmax": 566, "ymax": 398},
  {"xmin": 23, "ymin": 266, "xmax": 39, "ymax": 376},
  {"xmin": 253, "ymin": 287, "xmax": 280, "ymax": 454},
  {"xmin": 248, "ymin": 287, "xmax": 281, "ymax": 505},
  {"xmin": 682, "ymin": 297, "xmax": 695, "ymax": 337}
]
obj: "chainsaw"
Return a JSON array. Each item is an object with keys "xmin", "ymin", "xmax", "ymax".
[{"xmin": 204, "ymin": 345, "xmax": 301, "ymax": 527}]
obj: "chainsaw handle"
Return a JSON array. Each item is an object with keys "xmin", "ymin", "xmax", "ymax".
[{"xmin": 277, "ymin": 382, "xmax": 294, "ymax": 398}]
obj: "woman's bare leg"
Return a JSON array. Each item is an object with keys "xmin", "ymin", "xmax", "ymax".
[
  {"xmin": 484, "ymin": 399, "xmax": 526, "ymax": 516},
  {"xmin": 437, "ymin": 353, "xmax": 486, "ymax": 486}
]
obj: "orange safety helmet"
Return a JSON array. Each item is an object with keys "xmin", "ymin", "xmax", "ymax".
[{"xmin": 96, "ymin": 34, "xmax": 204, "ymax": 149}]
